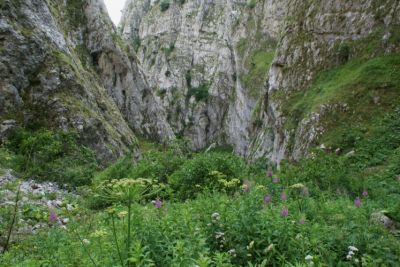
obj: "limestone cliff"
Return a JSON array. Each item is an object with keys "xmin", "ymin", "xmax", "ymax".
[
  {"xmin": 1, "ymin": 0, "xmax": 399, "ymax": 165},
  {"xmin": 121, "ymin": 0, "xmax": 400, "ymax": 163},
  {"xmin": 249, "ymin": 0, "xmax": 400, "ymax": 163},
  {"xmin": 0, "ymin": 0, "xmax": 173, "ymax": 163},
  {"xmin": 121, "ymin": 0, "xmax": 287, "ymax": 155}
]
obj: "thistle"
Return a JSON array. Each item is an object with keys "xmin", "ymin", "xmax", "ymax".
[
  {"xmin": 263, "ymin": 195, "xmax": 272, "ymax": 205},
  {"xmin": 281, "ymin": 207, "xmax": 289, "ymax": 217}
]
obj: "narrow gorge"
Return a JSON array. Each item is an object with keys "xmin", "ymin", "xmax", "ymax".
[
  {"xmin": 1, "ymin": 0, "xmax": 400, "ymax": 265},
  {"xmin": 1, "ymin": 0, "xmax": 399, "ymax": 164}
]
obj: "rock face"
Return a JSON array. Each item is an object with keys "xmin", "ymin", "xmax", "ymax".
[
  {"xmin": 120, "ymin": 0, "xmax": 288, "ymax": 155},
  {"xmin": 121, "ymin": 0, "xmax": 400, "ymax": 163},
  {"xmin": 249, "ymin": 0, "xmax": 400, "ymax": 163},
  {"xmin": 0, "ymin": 0, "xmax": 173, "ymax": 164},
  {"xmin": 1, "ymin": 0, "xmax": 399, "ymax": 165},
  {"xmin": 84, "ymin": 0, "xmax": 174, "ymax": 142}
]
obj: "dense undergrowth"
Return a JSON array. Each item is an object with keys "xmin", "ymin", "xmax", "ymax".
[
  {"xmin": 0, "ymin": 129, "xmax": 97, "ymax": 187},
  {"xmin": 1, "ymin": 106, "xmax": 400, "ymax": 266}
]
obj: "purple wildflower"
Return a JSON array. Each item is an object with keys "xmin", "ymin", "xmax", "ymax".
[
  {"xmin": 273, "ymin": 177, "xmax": 280, "ymax": 184},
  {"xmin": 299, "ymin": 218, "xmax": 306, "ymax": 225},
  {"xmin": 362, "ymin": 190, "xmax": 368, "ymax": 197},
  {"xmin": 49, "ymin": 211, "xmax": 58, "ymax": 223},
  {"xmin": 281, "ymin": 207, "xmax": 289, "ymax": 217},
  {"xmin": 281, "ymin": 192, "xmax": 287, "ymax": 201},
  {"xmin": 263, "ymin": 195, "xmax": 272, "ymax": 205},
  {"xmin": 354, "ymin": 197, "xmax": 362, "ymax": 208},
  {"xmin": 154, "ymin": 198, "xmax": 162, "ymax": 209}
]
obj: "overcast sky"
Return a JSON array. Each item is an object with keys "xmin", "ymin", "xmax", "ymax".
[{"xmin": 104, "ymin": 0, "xmax": 126, "ymax": 25}]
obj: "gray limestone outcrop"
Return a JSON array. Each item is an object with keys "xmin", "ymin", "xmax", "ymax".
[{"xmin": 0, "ymin": 0, "xmax": 174, "ymax": 164}]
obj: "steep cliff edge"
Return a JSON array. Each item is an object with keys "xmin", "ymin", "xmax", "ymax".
[
  {"xmin": 249, "ymin": 0, "xmax": 400, "ymax": 163},
  {"xmin": 121, "ymin": 0, "xmax": 400, "ymax": 163},
  {"xmin": 1, "ymin": 0, "xmax": 399, "ymax": 165},
  {"xmin": 120, "ymin": 0, "xmax": 287, "ymax": 155},
  {"xmin": 0, "ymin": 0, "xmax": 173, "ymax": 163}
]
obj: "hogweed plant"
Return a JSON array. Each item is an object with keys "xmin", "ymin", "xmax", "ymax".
[{"xmin": 78, "ymin": 178, "xmax": 157, "ymax": 267}]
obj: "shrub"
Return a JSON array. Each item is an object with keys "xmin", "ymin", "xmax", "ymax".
[
  {"xmin": 132, "ymin": 37, "xmax": 141, "ymax": 52},
  {"xmin": 94, "ymin": 149, "xmax": 186, "ymax": 185},
  {"xmin": 247, "ymin": 0, "xmax": 257, "ymax": 9},
  {"xmin": 5, "ymin": 129, "xmax": 97, "ymax": 186},
  {"xmin": 160, "ymin": 1, "xmax": 170, "ymax": 12},
  {"xmin": 168, "ymin": 152, "xmax": 246, "ymax": 200},
  {"xmin": 187, "ymin": 83, "xmax": 209, "ymax": 102}
]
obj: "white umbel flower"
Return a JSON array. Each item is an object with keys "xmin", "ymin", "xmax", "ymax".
[
  {"xmin": 305, "ymin": 255, "xmax": 313, "ymax": 261},
  {"xmin": 348, "ymin": 246, "xmax": 358, "ymax": 252}
]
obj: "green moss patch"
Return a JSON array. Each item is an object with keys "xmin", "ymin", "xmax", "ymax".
[{"xmin": 240, "ymin": 49, "xmax": 275, "ymax": 97}]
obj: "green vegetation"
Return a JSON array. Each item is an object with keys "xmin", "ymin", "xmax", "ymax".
[
  {"xmin": 169, "ymin": 152, "xmax": 245, "ymax": 200},
  {"xmin": 176, "ymin": 0, "xmax": 185, "ymax": 5},
  {"xmin": 160, "ymin": 0, "xmax": 170, "ymax": 12},
  {"xmin": 162, "ymin": 43, "xmax": 175, "ymax": 59},
  {"xmin": 1, "ymin": 107, "xmax": 400, "ymax": 266},
  {"xmin": 3, "ymin": 129, "xmax": 97, "ymax": 186},
  {"xmin": 236, "ymin": 37, "xmax": 276, "ymax": 98},
  {"xmin": 185, "ymin": 70, "xmax": 210, "ymax": 102},
  {"xmin": 1, "ymin": 6, "xmax": 400, "ymax": 265},
  {"xmin": 240, "ymin": 49, "xmax": 275, "ymax": 97},
  {"xmin": 132, "ymin": 37, "xmax": 141, "ymax": 52},
  {"xmin": 187, "ymin": 83, "xmax": 210, "ymax": 102},
  {"xmin": 276, "ymin": 54, "xmax": 400, "ymax": 150},
  {"xmin": 247, "ymin": 0, "xmax": 257, "ymax": 9},
  {"xmin": 65, "ymin": 0, "xmax": 87, "ymax": 29}
]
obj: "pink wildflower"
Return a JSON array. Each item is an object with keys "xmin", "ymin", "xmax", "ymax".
[
  {"xmin": 281, "ymin": 207, "xmax": 289, "ymax": 217},
  {"xmin": 153, "ymin": 198, "xmax": 162, "ymax": 209},
  {"xmin": 354, "ymin": 197, "xmax": 362, "ymax": 208},
  {"xmin": 49, "ymin": 211, "xmax": 58, "ymax": 223},
  {"xmin": 263, "ymin": 195, "xmax": 272, "ymax": 205},
  {"xmin": 281, "ymin": 192, "xmax": 287, "ymax": 201}
]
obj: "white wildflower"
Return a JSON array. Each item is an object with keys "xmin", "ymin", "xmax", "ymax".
[
  {"xmin": 246, "ymin": 240, "xmax": 255, "ymax": 250},
  {"xmin": 211, "ymin": 212, "xmax": 220, "ymax": 221},
  {"xmin": 228, "ymin": 249, "xmax": 237, "ymax": 258},
  {"xmin": 348, "ymin": 246, "xmax": 358, "ymax": 252},
  {"xmin": 305, "ymin": 255, "xmax": 313, "ymax": 261},
  {"xmin": 215, "ymin": 231, "xmax": 224, "ymax": 239},
  {"xmin": 265, "ymin": 244, "xmax": 274, "ymax": 252},
  {"xmin": 228, "ymin": 249, "xmax": 236, "ymax": 254}
]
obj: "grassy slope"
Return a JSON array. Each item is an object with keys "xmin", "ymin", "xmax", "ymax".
[{"xmin": 274, "ymin": 53, "xmax": 400, "ymax": 152}]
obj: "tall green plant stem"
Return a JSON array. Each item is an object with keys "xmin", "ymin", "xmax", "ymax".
[
  {"xmin": 111, "ymin": 213, "xmax": 124, "ymax": 266},
  {"xmin": 2, "ymin": 183, "xmax": 21, "ymax": 254},
  {"xmin": 127, "ymin": 190, "xmax": 132, "ymax": 267}
]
